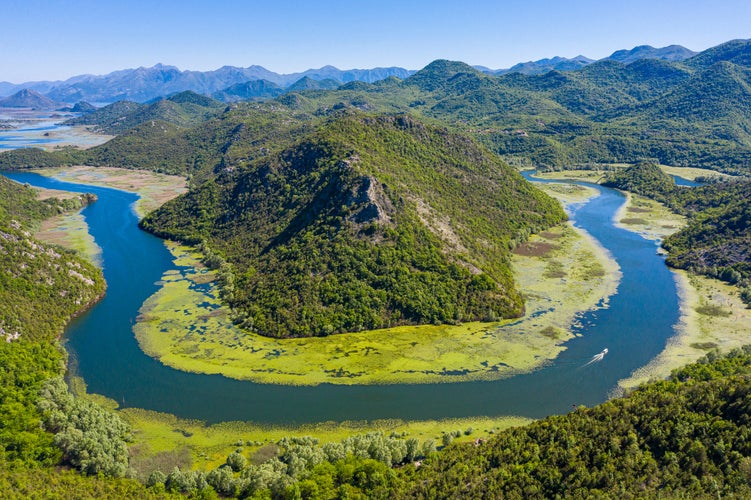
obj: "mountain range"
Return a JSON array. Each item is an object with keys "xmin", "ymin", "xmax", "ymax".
[{"xmin": 0, "ymin": 44, "xmax": 699, "ymax": 105}]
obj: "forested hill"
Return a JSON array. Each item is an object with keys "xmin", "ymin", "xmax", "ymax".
[
  {"xmin": 5, "ymin": 39, "xmax": 751, "ymax": 176},
  {"xmin": 141, "ymin": 111, "xmax": 565, "ymax": 337},
  {"xmin": 64, "ymin": 91, "xmax": 225, "ymax": 135},
  {"xmin": 0, "ymin": 176, "xmax": 105, "ymax": 340}
]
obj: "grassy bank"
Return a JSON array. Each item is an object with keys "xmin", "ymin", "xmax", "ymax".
[
  {"xmin": 613, "ymin": 191, "xmax": 686, "ymax": 243},
  {"xmin": 120, "ymin": 407, "xmax": 531, "ymax": 472},
  {"xmin": 30, "ymin": 166, "xmax": 186, "ymax": 264},
  {"xmin": 533, "ymin": 169, "xmax": 751, "ymax": 394},
  {"xmin": 34, "ymin": 166, "xmax": 187, "ymax": 218},
  {"xmin": 35, "ymin": 211, "xmax": 102, "ymax": 265},
  {"xmin": 618, "ymin": 271, "xmax": 751, "ymax": 391}
]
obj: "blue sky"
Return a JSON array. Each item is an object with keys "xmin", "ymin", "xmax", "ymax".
[{"xmin": 3, "ymin": 0, "xmax": 750, "ymax": 83}]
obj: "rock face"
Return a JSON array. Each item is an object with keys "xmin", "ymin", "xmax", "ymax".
[{"xmin": 347, "ymin": 175, "xmax": 394, "ymax": 226}]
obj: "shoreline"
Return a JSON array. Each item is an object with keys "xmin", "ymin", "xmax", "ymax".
[
  {"xmin": 32, "ymin": 165, "xmax": 187, "ymax": 218},
  {"xmin": 29, "ymin": 166, "xmax": 186, "ymax": 264},
  {"xmin": 617, "ymin": 270, "xmax": 751, "ymax": 392},
  {"xmin": 535, "ymin": 169, "xmax": 750, "ymax": 395}
]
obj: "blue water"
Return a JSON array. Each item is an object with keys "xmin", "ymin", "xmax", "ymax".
[
  {"xmin": 0, "ymin": 120, "xmax": 69, "ymax": 149},
  {"xmin": 2, "ymin": 169, "xmax": 682, "ymax": 424},
  {"xmin": 672, "ymin": 175, "xmax": 702, "ymax": 187}
]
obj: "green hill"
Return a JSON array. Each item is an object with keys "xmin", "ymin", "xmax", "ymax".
[
  {"xmin": 64, "ymin": 100, "xmax": 146, "ymax": 133},
  {"xmin": 212, "ymin": 79, "xmax": 284, "ymax": 102},
  {"xmin": 64, "ymin": 91, "xmax": 223, "ymax": 135},
  {"xmin": 0, "ymin": 174, "xmax": 104, "ymax": 344},
  {"xmin": 286, "ymin": 76, "xmax": 341, "ymax": 92},
  {"xmin": 80, "ymin": 119, "xmax": 193, "ymax": 174},
  {"xmin": 601, "ymin": 161, "xmax": 676, "ymax": 199},
  {"xmin": 683, "ymin": 38, "xmax": 751, "ymax": 69},
  {"xmin": 141, "ymin": 111, "xmax": 565, "ymax": 337}
]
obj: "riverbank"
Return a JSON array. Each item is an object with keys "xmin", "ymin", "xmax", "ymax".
[
  {"xmin": 602, "ymin": 174, "xmax": 751, "ymax": 392},
  {"xmin": 618, "ymin": 271, "xmax": 751, "ymax": 391},
  {"xmin": 133, "ymin": 179, "xmax": 621, "ymax": 386},
  {"xmin": 29, "ymin": 166, "xmax": 186, "ymax": 263},
  {"xmin": 121, "ymin": 407, "xmax": 532, "ymax": 472},
  {"xmin": 33, "ymin": 166, "xmax": 187, "ymax": 217},
  {"xmin": 534, "ymin": 169, "xmax": 751, "ymax": 394}
]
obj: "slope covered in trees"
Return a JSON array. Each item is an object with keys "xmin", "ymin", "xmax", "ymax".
[
  {"xmin": 6, "ymin": 39, "xmax": 751, "ymax": 177},
  {"xmin": 68, "ymin": 347, "xmax": 751, "ymax": 498},
  {"xmin": 64, "ymin": 91, "xmax": 224, "ymax": 135},
  {"xmin": 141, "ymin": 111, "xmax": 565, "ymax": 337}
]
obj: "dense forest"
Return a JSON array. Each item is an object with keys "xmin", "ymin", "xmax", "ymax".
[
  {"xmin": 3, "ymin": 37, "xmax": 751, "ymax": 498},
  {"xmin": 603, "ymin": 162, "xmax": 751, "ymax": 303},
  {"xmin": 139, "ymin": 348, "xmax": 751, "ymax": 498},
  {"xmin": 141, "ymin": 111, "xmax": 565, "ymax": 337},
  {"xmin": 397, "ymin": 347, "xmax": 751, "ymax": 499}
]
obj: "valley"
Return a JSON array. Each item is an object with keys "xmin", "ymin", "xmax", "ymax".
[{"xmin": 2, "ymin": 36, "xmax": 751, "ymax": 498}]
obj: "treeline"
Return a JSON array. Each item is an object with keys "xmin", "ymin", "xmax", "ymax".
[
  {"xmin": 603, "ymin": 162, "xmax": 751, "ymax": 303},
  {"xmin": 111, "ymin": 346, "xmax": 751, "ymax": 498},
  {"xmin": 146, "ymin": 432, "xmax": 437, "ymax": 498}
]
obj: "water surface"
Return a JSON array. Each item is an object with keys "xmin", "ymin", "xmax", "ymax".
[{"xmin": 3, "ymin": 170, "xmax": 681, "ymax": 424}]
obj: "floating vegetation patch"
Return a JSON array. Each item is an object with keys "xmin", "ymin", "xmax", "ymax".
[
  {"xmin": 620, "ymin": 217, "xmax": 648, "ymax": 225},
  {"xmin": 512, "ymin": 241, "xmax": 560, "ymax": 257},
  {"xmin": 690, "ymin": 342, "xmax": 719, "ymax": 350}
]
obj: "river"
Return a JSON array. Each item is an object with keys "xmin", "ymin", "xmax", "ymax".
[{"xmin": 2, "ymin": 168, "xmax": 682, "ymax": 425}]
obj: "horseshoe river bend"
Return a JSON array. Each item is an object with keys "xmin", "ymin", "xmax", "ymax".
[{"xmin": 0, "ymin": 164, "xmax": 685, "ymax": 426}]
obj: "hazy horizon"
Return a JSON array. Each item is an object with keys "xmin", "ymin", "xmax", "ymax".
[{"xmin": 2, "ymin": 0, "xmax": 749, "ymax": 83}]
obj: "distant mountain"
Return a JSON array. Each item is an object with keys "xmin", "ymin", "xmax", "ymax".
[
  {"xmin": 605, "ymin": 44, "xmax": 696, "ymax": 64},
  {"xmin": 0, "ymin": 64, "xmax": 414, "ymax": 104},
  {"xmin": 285, "ymin": 76, "xmax": 341, "ymax": 92},
  {"xmin": 492, "ymin": 55, "xmax": 594, "ymax": 75},
  {"xmin": 484, "ymin": 44, "xmax": 695, "ymax": 76},
  {"xmin": 291, "ymin": 65, "xmax": 413, "ymax": 85},
  {"xmin": 0, "ymin": 89, "xmax": 63, "ymax": 109},
  {"xmin": 211, "ymin": 79, "xmax": 284, "ymax": 102},
  {"xmin": 0, "ymin": 43, "xmax": 709, "ymax": 104}
]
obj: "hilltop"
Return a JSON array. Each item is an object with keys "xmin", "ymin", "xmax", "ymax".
[
  {"xmin": 64, "ymin": 91, "xmax": 224, "ymax": 134},
  {"xmin": 141, "ymin": 111, "xmax": 565, "ymax": 337}
]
